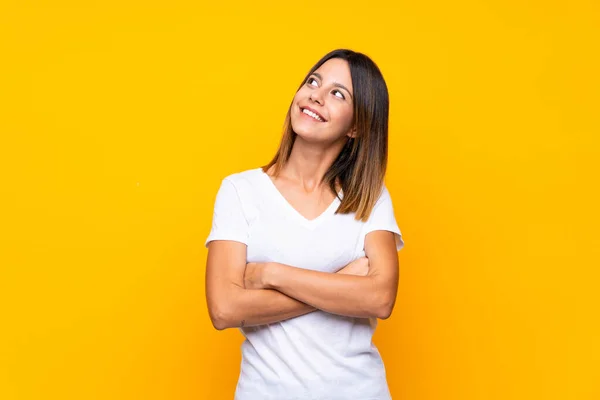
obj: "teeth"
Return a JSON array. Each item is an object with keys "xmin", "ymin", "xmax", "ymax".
[{"xmin": 302, "ymin": 108, "xmax": 324, "ymax": 122}]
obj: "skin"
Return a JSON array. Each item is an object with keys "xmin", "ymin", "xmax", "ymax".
[
  {"xmin": 269, "ymin": 57, "xmax": 357, "ymax": 215},
  {"xmin": 206, "ymin": 58, "xmax": 399, "ymax": 330}
]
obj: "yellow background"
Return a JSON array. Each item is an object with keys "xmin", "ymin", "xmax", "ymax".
[{"xmin": 1, "ymin": 1, "xmax": 599, "ymax": 399}]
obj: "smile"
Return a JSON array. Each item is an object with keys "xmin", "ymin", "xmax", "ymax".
[{"xmin": 300, "ymin": 107, "xmax": 325, "ymax": 122}]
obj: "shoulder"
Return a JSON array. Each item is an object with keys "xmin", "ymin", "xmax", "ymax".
[
  {"xmin": 221, "ymin": 167, "xmax": 264, "ymax": 189},
  {"xmin": 363, "ymin": 184, "xmax": 396, "ymax": 223},
  {"xmin": 216, "ymin": 168, "xmax": 265, "ymax": 211},
  {"xmin": 373, "ymin": 184, "xmax": 393, "ymax": 208},
  {"xmin": 363, "ymin": 184, "xmax": 404, "ymax": 250}
]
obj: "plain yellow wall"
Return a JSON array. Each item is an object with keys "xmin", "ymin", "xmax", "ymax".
[{"xmin": 1, "ymin": 1, "xmax": 599, "ymax": 399}]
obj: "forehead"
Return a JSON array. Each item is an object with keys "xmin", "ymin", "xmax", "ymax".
[{"xmin": 313, "ymin": 58, "xmax": 353, "ymax": 90}]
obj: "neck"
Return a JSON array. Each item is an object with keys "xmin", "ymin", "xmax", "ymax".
[{"xmin": 280, "ymin": 135, "xmax": 347, "ymax": 192}]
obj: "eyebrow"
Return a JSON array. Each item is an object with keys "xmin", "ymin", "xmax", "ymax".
[{"xmin": 311, "ymin": 72, "xmax": 353, "ymax": 99}]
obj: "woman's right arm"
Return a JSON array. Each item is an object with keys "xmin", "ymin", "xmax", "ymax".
[
  {"xmin": 206, "ymin": 240, "xmax": 313, "ymax": 330},
  {"xmin": 206, "ymin": 240, "xmax": 367, "ymax": 330},
  {"xmin": 205, "ymin": 178, "xmax": 316, "ymax": 330}
]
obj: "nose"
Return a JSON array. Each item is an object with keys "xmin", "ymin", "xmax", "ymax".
[{"xmin": 309, "ymin": 87, "xmax": 325, "ymax": 105}]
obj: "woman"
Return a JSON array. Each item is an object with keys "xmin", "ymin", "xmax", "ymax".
[{"xmin": 205, "ymin": 48, "xmax": 405, "ymax": 400}]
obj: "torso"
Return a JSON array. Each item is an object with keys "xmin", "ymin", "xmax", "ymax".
[{"xmin": 223, "ymin": 167, "xmax": 393, "ymax": 400}]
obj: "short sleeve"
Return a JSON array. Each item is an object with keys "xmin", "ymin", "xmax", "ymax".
[
  {"xmin": 205, "ymin": 178, "xmax": 250, "ymax": 247},
  {"xmin": 363, "ymin": 186, "xmax": 405, "ymax": 251}
]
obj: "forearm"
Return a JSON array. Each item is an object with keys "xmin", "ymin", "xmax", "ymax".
[
  {"xmin": 265, "ymin": 264, "xmax": 393, "ymax": 319},
  {"xmin": 210, "ymin": 283, "xmax": 315, "ymax": 330}
]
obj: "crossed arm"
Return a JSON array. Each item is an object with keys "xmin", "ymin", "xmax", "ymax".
[{"xmin": 205, "ymin": 230, "xmax": 399, "ymax": 330}]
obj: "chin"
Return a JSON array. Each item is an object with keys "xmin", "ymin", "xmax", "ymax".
[
  {"xmin": 293, "ymin": 129, "xmax": 319, "ymax": 142},
  {"xmin": 291, "ymin": 117, "xmax": 337, "ymax": 144},
  {"xmin": 295, "ymin": 130, "xmax": 341, "ymax": 146},
  {"xmin": 290, "ymin": 120, "xmax": 312, "ymax": 139}
]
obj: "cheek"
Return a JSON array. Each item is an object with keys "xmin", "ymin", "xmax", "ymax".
[
  {"xmin": 293, "ymin": 88, "xmax": 308, "ymax": 102},
  {"xmin": 291, "ymin": 94, "xmax": 299, "ymax": 108},
  {"xmin": 289, "ymin": 94, "xmax": 302, "ymax": 117},
  {"xmin": 332, "ymin": 106, "xmax": 354, "ymax": 127}
]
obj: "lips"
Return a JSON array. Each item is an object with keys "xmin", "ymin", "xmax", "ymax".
[{"xmin": 300, "ymin": 105, "xmax": 327, "ymax": 122}]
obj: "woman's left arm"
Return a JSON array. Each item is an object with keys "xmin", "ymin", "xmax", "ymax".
[{"xmin": 246, "ymin": 230, "xmax": 399, "ymax": 319}]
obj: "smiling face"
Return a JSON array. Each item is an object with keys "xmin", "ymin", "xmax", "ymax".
[{"xmin": 290, "ymin": 58, "xmax": 356, "ymax": 144}]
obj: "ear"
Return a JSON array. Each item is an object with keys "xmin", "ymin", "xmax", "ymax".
[{"xmin": 346, "ymin": 125, "xmax": 357, "ymax": 139}]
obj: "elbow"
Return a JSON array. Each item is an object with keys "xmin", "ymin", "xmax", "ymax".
[
  {"xmin": 376, "ymin": 304, "xmax": 394, "ymax": 320},
  {"xmin": 374, "ymin": 295, "xmax": 396, "ymax": 320},
  {"xmin": 210, "ymin": 313, "xmax": 228, "ymax": 331},
  {"xmin": 208, "ymin": 304, "xmax": 235, "ymax": 331},
  {"xmin": 207, "ymin": 284, "xmax": 245, "ymax": 330}
]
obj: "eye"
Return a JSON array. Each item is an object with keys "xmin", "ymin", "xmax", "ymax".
[
  {"xmin": 307, "ymin": 77, "xmax": 318, "ymax": 86},
  {"xmin": 306, "ymin": 77, "xmax": 346, "ymax": 100},
  {"xmin": 333, "ymin": 90, "xmax": 345, "ymax": 99}
]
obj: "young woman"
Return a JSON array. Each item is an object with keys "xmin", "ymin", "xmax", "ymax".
[{"xmin": 205, "ymin": 48, "xmax": 405, "ymax": 400}]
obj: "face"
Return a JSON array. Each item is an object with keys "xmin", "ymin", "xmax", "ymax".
[{"xmin": 290, "ymin": 58, "xmax": 355, "ymax": 144}]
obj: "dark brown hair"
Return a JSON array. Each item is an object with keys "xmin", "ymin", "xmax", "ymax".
[{"xmin": 263, "ymin": 49, "xmax": 390, "ymax": 222}]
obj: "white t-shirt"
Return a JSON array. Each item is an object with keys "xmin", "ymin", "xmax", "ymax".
[{"xmin": 205, "ymin": 167, "xmax": 404, "ymax": 400}]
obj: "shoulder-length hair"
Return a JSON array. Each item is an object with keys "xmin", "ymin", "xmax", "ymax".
[{"xmin": 263, "ymin": 49, "xmax": 390, "ymax": 222}]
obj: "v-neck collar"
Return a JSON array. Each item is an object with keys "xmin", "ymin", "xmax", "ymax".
[{"xmin": 257, "ymin": 168, "xmax": 342, "ymax": 229}]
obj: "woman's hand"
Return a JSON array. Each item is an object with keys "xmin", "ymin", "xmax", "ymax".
[
  {"xmin": 337, "ymin": 256, "xmax": 370, "ymax": 276},
  {"xmin": 244, "ymin": 262, "xmax": 272, "ymax": 290}
]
